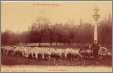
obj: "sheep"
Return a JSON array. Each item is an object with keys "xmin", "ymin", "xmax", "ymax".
[{"xmin": 2, "ymin": 46, "xmax": 83, "ymax": 61}]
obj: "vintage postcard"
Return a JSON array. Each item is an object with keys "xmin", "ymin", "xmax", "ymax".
[{"xmin": 1, "ymin": 0, "xmax": 112, "ymax": 72}]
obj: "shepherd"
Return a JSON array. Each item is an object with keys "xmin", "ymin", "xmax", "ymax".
[{"xmin": 91, "ymin": 40, "xmax": 100, "ymax": 58}]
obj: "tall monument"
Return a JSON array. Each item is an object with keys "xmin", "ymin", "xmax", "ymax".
[{"xmin": 93, "ymin": 7, "xmax": 100, "ymax": 43}]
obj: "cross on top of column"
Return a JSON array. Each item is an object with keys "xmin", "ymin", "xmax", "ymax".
[
  {"xmin": 94, "ymin": 7, "xmax": 99, "ymax": 13},
  {"xmin": 93, "ymin": 7, "xmax": 100, "ymax": 22}
]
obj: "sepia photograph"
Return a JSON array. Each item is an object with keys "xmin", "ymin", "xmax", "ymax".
[{"xmin": 1, "ymin": 1, "xmax": 112, "ymax": 72}]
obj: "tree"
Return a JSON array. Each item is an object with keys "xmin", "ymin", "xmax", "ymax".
[
  {"xmin": 1, "ymin": 31, "xmax": 20, "ymax": 45},
  {"xmin": 98, "ymin": 15, "xmax": 112, "ymax": 47}
]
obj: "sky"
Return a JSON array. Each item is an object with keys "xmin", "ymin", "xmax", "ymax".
[{"xmin": 1, "ymin": 1, "xmax": 112, "ymax": 33}]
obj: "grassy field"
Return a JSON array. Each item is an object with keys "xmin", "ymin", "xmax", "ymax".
[
  {"xmin": 1, "ymin": 53, "xmax": 112, "ymax": 66},
  {"xmin": 1, "ymin": 48, "xmax": 112, "ymax": 72}
]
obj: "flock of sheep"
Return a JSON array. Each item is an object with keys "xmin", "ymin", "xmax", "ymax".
[{"xmin": 1, "ymin": 45, "xmax": 111, "ymax": 60}]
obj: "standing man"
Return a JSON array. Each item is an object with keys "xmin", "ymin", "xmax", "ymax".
[{"xmin": 91, "ymin": 40, "xmax": 100, "ymax": 58}]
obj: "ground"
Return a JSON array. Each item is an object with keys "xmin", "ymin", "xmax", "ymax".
[
  {"xmin": 1, "ymin": 53, "xmax": 112, "ymax": 66},
  {"xmin": 1, "ymin": 48, "xmax": 112, "ymax": 72}
]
